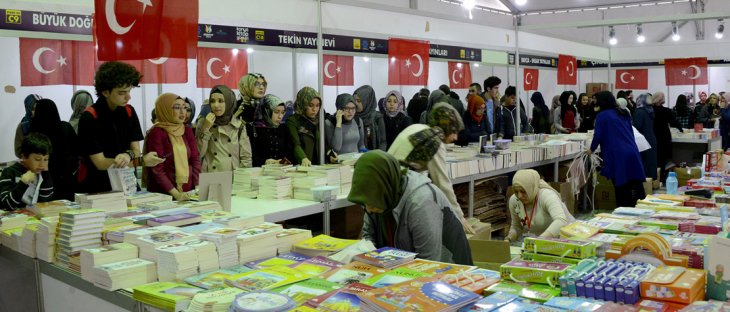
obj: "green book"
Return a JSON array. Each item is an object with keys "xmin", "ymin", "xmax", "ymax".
[
  {"xmin": 183, "ymin": 265, "xmax": 253, "ymax": 289},
  {"xmin": 132, "ymin": 282, "xmax": 203, "ymax": 312},
  {"xmin": 361, "ymin": 267, "xmax": 431, "ymax": 288},
  {"xmin": 272, "ymin": 278, "xmax": 342, "ymax": 305},
  {"xmin": 484, "ymin": 281, "xmax": 561, "ymax": 303},
  {"xmin": 226, "ymin": 265, "xmax": 311, "ymax": 291}
]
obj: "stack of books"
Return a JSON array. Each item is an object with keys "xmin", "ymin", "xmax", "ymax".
[
  {"xmin": 233, "ymin": 167, "xmax": 261, "ymax": 198},
  {"xmin": 146, "ymin": 213, "xmax": 202, "ymax": 227},
  {"xmin": 56, "ymin": 209, "xmax": 105, "ymax": 268},
  {"xmin": 261, "ymin": 164, "xmax": 294, "ymax": 177},
  {"xmin": 237, "ymin": 223, "xmax": 283, "ymax": 264},
  {"xmin": 358, "ymin": 276, "xmax": 481, "ymax": 312},
  {"xmin": 228, "ymin": 291, "xmax": 297, "ymax": 312},
  {"xmin": 103, "ymin": 224, "xmax": 147, "ymax": 244},
  {"xmin": 137, "ymin": 200, "xmax": 180, "ymax": 211},
  {"xmin": 186, "ymin": 287, "xmax": 243, "ymax": 312},
  {"xmin": 225, "ymin": 265, "xmax": 309, "ymax": 291},
  {"xmin": 291, "ymin": 234, "xmax": 359, "ymax": 257},
  {"xmin": 244, "ymin": 252, "xmax": 310, "ymax": 270},
  {"xmin": 353, "ymin": 247, "xmax": 418, "ymax": 269},
  {"xmin": 75, "ymin": 192, "xmax": 127, "ymax": 215},
  {"xmin": 256, "ymin": 176, "xmax": 292, "ymax": 200},
  {"xmin": 298, "ymin": 165, "xmax": 343, "ymax": 195},
  {"xmin": 130, "ymin": 230, "xmax": 197, "ymax": 261},
  {"xmin": 132, "ymin": 282, "xmax": 203, "ymax": 312},
  {"xmin": 288, "ymin": 172, "xmax": 328, "ymax": 200},
  {"xmin": 0, "ymin": 213, "xmax": 29, "ymax": 231},
  {"xmin": 125, "ymin": 192, "xmax": 172, "ymax": 207},
  {"xmin": 155, "ymin": 243, "xmax": 200, "ymax": 282},
  {"xmin": 122, "ymin": 225, "xmax": 179, "ymax": 243},
  {"xmin": 179, "ymin": 222, "xmax": 223, "ymax": 235},
  {"xmin": 0, "ymin": 228, "xmax": 23, "ymax": 251},
  {"xmin": 212, "ymin": 215, "xmax": 264, "ymax": 229},
  {"xmin": 274, "ymin": 228, "xmax": 313, "ymax": 254},
  {"xmin": 184, "ymin": 265, "xmax": 252, "ymax": 289},
  {"xmin": 178, "ymin": 201, "xmax": 222, "ymax": 213},
  {"xmin": 36, "ymin": 216, "xmax": 59, "ymax": 262},
  {"xmin": 200, "ymin": 228, "xmax": 241, "ymax": 268},
  {"xmin": 181, "ymin": 239, "xmax": 220, "ymax": 273},
  {"xmin": 92, "ymin": 258, "xmax": 157, "ymax": 291},
  {"xmin": 79, "ymin": 242, "xmax": 139, "ymax": 282},
  {"xmin": 27, "ymin": 199, "xmax": 76, "ymax": 217},
  {"xmin": 19, "ymin": 221, "xmax": 39, "ymax": 257}
]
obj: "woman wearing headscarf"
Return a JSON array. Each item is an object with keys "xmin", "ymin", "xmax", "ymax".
[
  {"xmin": 590, "ymin": 91, "xmax": 646, "ymax": 207},
  {"xmin": 236, "ymin": 73, "xmax": 267, "ymax": 124},
  {"xmin": 559, "ymin": 91, "xmax": 577, "ymax": 133},
  {"xmin": 506, "ymin": 169, "xmax": 575, "ymax": 242},
  {"xmin": 353, "ymin": 85, "xmax": 386, "ymax": 151},
  {"xmin": 530, "ymin": 92, "xmax": 551, "ymax": 134},
  {"xmin": 250, "ymin": 94, "xmax": 293, "ymax": 167},
  {"xmin": 408, "ymin": 88, "xmax": 429, "ymax": 123},
  {"xmin": 719, "ymin": 93, "xmax": 730, "ymax": 150},
  {"xmin": 144, "ymin": 94, "xmax": 201, "ymax": 201},
  {"xmin": 672, "ymin": 94, "xmax": 692, "ymax": 129},
  {"xmin": 550, "ymin": 95, "xmax": 569, "ymax": 134},
  {"xmin": 14, "ymin": 94, "xmax": 43, "ymax": 158},
  {"xmin": 183, "ymin": 97, "xmax": 197, "ymax": 128},
  {"xmin": 652, "ymin": 92, "xmax": 683, "ymax": 180},
  {"xmin": 349, "ymin": 150, "xmax": 472, "ymax": 264},
  {"xmin": 196, "ymin": 85, "xmax": 252, "ymax": 172},
  {"xmin": 461, "ymin": 94, "xmax": 489, "ymax": 143},
  {"xmin": 29, "ymin": 99, "xmax": 78, "ymax": 201},
  {"xmin": 69, "ymin": 90, "xmax": 93, "ymax": 134},
  {"xmin": 286, "ymin": 87, "xmax": 322, "ymax": 166},
  {"xmin": 382, "ymin": 90, "xmax": 412, "ymax": 148},
  {"xmin": 419, "ymin": 90, "xmax": 448, "ymax": 124},
  {"xmin": 633, "ymin": 93, "xmax": 658, "ymax": 180},
  {"xmin": 577, "ymin": 93, "xmax": 595, "ymax": 132},
  {"xmin": 326, "ymin": 93, "xmax": 366, "ymax": 156},
  {"xmin": 389, "ymin": 103, "xmax": 474, "ymax": 234}
]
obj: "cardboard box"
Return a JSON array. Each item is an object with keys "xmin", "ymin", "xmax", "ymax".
[
  {"xmin": 595, "ymin": 175, "xmax": 616, "ymax": 210},
  {"xmin": 674, "ymin": 167, "xmax": 701, "ymax": 187},
  {"xmin": 644, "ymin": 178, "xmax": 653, "ymax": 198},
  {"xmin": 548, "ymin": 182, "xmax": 576, "ymax": 215},
  {"xmin": 469, "ymin": 239, "xmax": 512, "ymax": 272},
  {"xmin": 640, "ymin": 266, "xmax": 706, "ymax": 304},
  {"xmin": 586, "ymin": 83, "xmax": 609, "ymax": 97}
]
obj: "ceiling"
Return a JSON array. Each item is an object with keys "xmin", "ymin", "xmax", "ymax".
[{"xmin": 477, "ymin": 0, "xmax": 694, "ymax": 13}]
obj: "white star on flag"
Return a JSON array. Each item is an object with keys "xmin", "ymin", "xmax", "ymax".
[
  {"xmin": 630, "ymin": 76, "xmax": 635, "ymax": 80},
  {"xmin": 405, "ymin": 59, "xmax": 411, "ymax": 67},
  {"xmin": 223, "ymin": 65, "xmax": 231, "ymax": 73},
  {"xmin": 56, "ymin": 56, "xmax": 67, "ymax": 66},
  {"xmin": 138, "ymin": 0, "xmax": 153, "ymax": 13},
  {"xmin": 681, "ymin": 70, "xmax": 688, "ymax": 76},
  {"xmin": 336, "ymin": 66, "xmax": 341, "ymax": 73}
]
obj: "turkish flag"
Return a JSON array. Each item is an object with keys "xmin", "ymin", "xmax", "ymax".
[
  {"xmin": 323, "ymin": 55, "xmax": 354, "ymax": 86},
  {"xmin": 615, "ymin": 69, "xmax": 648, "ymax": 90},
  {"xmin": 196, "ymin": 47, "xmax": 248, "ymax": 89},
  {"xmin": 664, "ymin": 57, "xmax": 708, "ymax": 86},
  {"xmin": 19, "ymin": 38, "xmax": 96, "ymax": 86},
  {"xmin": 557, "ymin": 54, "xmax": 577, "ymax": 85},
  {"xmin": 94, "ymin": 0, "xmax": 198, "ymax": 61},
  {"xmin": 523, "ymin": 68, "xmax": 539, "ymax": 91},
  {"xmin": 388, "ymin": 38, "xmax": 429, "ymax": 86},
  {"xmin": 447, "ymin": 61, "xmax": 471, "ymax": 90},
  {"xmin": 140, "ymin": 58, "xmax": 187, "ymax": 83}
]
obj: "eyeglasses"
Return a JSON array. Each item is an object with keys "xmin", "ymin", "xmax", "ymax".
[
  {"xmin": 255, "ymin": 82, "xmax": 267, "ymax": 88},
  {"xmin": 343, "ymin": 107, "xmax": 356, "ymax": 112}
]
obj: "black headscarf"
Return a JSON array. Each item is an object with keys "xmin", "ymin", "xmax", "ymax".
[
  {"xmin": 354, "ymin": 85, "xmax": 377, "ymax": 127},
  {"xmin": 335, "ymin": 93, "xmax": 356, "ymax": 125},
  {"xmin": 209, "ymin": 85, "xmax": 237, "ymax": 126},
  {"xmin": 595, "ymin": 91, "xmax": 628, "ymax": 116},
  {"xmin": 531, "ymin": 92, "xmax": 550, "ymax": 120},
  {"xmin": 559, "ymin": 91, "xmax": 576, "ymax": 122}
]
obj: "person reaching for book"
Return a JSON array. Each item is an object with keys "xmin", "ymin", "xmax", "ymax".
[{"xmin": 348, "ymin": 150, "xmax": 473, "ymax": 265}]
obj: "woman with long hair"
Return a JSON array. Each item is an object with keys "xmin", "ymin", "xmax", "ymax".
[{"xmin": 672, "ymin": 94, "xmax": 692, "ymax": 129}]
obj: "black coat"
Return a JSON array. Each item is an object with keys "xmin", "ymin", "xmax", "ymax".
[
  {"xmin": 250, "ymin": 125, "xmax": 293, "ymax": 167},
  {"xmin": 461, "ymin": 112, "xmax": 490, "ymax": 143},
  {"xmin": 653, "ymin": 106, "xmax": 683, "ymax": 163},
  {"xmin": 407, "ymin": 97, "xmax": 428, "ymax": 124},
  {"xmin": 383, "ymin": 113, "xmax": 412, "ymax": 149}
]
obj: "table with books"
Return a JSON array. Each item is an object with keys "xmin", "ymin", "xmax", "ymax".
[{"xmin": 671, "ymin": 129, "xmax": 722, "ymax": 165}]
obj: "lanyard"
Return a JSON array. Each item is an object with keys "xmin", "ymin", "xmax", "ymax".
[{"xmin": 524, "ymin": 193, "xmax": 538, "ymax": 231}]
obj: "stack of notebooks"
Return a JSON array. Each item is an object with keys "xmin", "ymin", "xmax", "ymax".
[
  {"xmin": 233, "ymin": 167, "xmax": 261, "ymax": 198},
  {"xmin": 288, "ymin": 172, "xmax": 328, "ymax": 201},
  {"xmin": 132, "ymin": 282, "xmax": 203, "ymax": 312},
  {"xmin": 36, "ymin": 216, "xmax": 58, "ymax": 262},
  {"xmin": 125, "ymin": 192, "xmax": 172, "ymax": 207},
  {"xmin": 186, "ymin": 287, "xmax": 243, "ymax": 312},
  {"xmin": 56, "ymin": 209, "xmax": 105, "ymax": 268},
  {"xmin": 353, "ymin": 247, "xmax": 418, "ymax": 269},
  {"xmin": 92, "ymin": 258, "xmax": 157, "ymax": 291},
  {"xmin": 19, "ymin": 221, "xmax": 39, "ymax": 257},
  {"xmin": 200, "ymin": 228, "xmax": 241, "ymax": 268},
  {"xmin": 274, "ymin": 228, "xmax": 313, "ymax": 254},
  {"xmin": 75, "ymin": 192, "xmax": 127, "ymax": 214},
  {"xmin": 146, "ymin": 213, "xmax": 202, "ymax": 227},
  {"xmin": 291, "ymin": 234, "xmax": 359, "ymax": 257},
  {"xmin": 256, "ymin": 176, "xmax": 292, "ymax": 200},
  {"xmin": 212, "ymin": 215, "xmax": 264, "ymax": 230},
  {"xmin": 27, "ymin": 199, "xmax": 76, "ymax": 217},
  {"xmin": 0, "ymin": 213, "xmax": 29, "ymax": 231},
  {"xmin": 79, "ymin": 242, "xmax": 139, "ymax": 282},
  {"xmin": 128, "ymin": 229, "xmax": 197, "ymax": 261},
  {"xmin": 237, "ymin": 223, "xmax": 283, "ymax": 263},
  {"xmin": 358, "ymin": 276, "xmax": 481, "ymax": 312},
  {"xmin": 155, "ymin": 243, "xmax": 200, "ymax": 282}
]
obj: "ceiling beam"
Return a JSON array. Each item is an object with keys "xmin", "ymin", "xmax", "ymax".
[
  {"xmin": 496, "ymin": 0, "xmax": 519, "ymax": 14},
  {"xmin": 517, "ymin": 0, "xmax": 682, "ymax": 15},
  {"xmin": 517, "ymin": 12, "xmax": 730, "ymax": 30}
]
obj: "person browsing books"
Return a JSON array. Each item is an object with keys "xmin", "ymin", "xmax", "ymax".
[
  {"xmin": 348, "ymin": 150, "xmax": 473, "ymax": 265},
  {"xmin": 196, "ymin": 85, "xmax": 253, "ymax": 171},
  {"xmin": 506, "ymin": 169, "xmax": 575, "ymax": 243},
  {"xmin": 143, "ymin": 93, "xmax": 201, "ymax": 201},
  {"xmin": 0, "ymin": 133, "xmax": 54, "ymax": 210}
]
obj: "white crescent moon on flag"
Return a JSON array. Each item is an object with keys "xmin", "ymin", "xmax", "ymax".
[
  {"xmin": 32, "ymin": 47, "xmax": 55, "ymax": 74},
  {"xmin": 525, "ymin": 72, "xmax": 533, "ymax": 85},
  {"xmin": 567, "ymin": 61, "xmax": 575, "ymax": 77},
  {"xmin": 106, "ymin": 0, "xmax": 135, "ymax": 35},
  {"xmin": 324, "ymin": 61, "xmax": 336, "ymax": 79},
  {"xmin": 620, "ymin": 72, "xmax": 632, "ymax": 84},
  {"xmin": 451, "ymin": 69, "xmax": 460, "ymax": 84},
  {"xmin": 206, "ymin": 57, "xmax": 222, "ymax": 79},
  {"xmin": 147, "ymin": 57, "xmax": 168, "ymax": 65},
  {"xmin": 411, "ymin": 54, "xmax": 424, "ymax": 77},
  {"xmin": 688, "ymin": 65, "xmax": 702, "ymax": 80}
]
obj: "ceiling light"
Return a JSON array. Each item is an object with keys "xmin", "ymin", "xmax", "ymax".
[
  {"xmin": 716, "ymin": 20, "xmax": 724, "ymax": 39},
  {"xmin": 608, "ymin": 26, "xmax": 617, "ymax": 45},
  {"xmin": 636, "ymin": 24, "xmax": 645, "ymax": 43},
  {"xmin": 246, "ymin": 48, "xmax": 254, "ymax": 54},
  {"xmin": 671, "ymin": 22, "xmax": 680, "ymax": 41},
  {"xmin": 515, "ymin": 0, "xmax": 527, "ymax": 5},
  {"xmin": 462, "ymin": 0, "xmax": 475, "ymax": 10}
]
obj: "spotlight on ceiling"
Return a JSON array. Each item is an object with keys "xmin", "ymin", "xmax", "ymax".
[
  {"xmin": 636, "ymin": 24, "xmax": 645, "ymax": 43},
  {"xmin": 672, "ymin": 22, "xmax": 680, "ymax": 41},
  {"xmin": 716, "ymin": 20, "xmax": 725, "ymax": 39},
  {"xmin": 608, "ymin": 26, "xmax": 617, "ymax": 45},
  {"xmin": 462, "ymin": 0, "xmax": 475, "ymax": 10}
]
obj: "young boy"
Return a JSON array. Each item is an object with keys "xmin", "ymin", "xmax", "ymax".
[{"xmin": 0, "ymin": 133, "xmax": 54, "ymax": 210}]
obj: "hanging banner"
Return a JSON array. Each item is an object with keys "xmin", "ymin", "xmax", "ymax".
[
  {"xmin": 429, "ymin": 44, "xmax": 481, "ymax": 61},
  {"xmin": 0, "ymin": 9, "xmax": 92, "ymax": 34},
  {"xmin": 508, "ymin": 53, "xmax": 556, "ymax": 68}
]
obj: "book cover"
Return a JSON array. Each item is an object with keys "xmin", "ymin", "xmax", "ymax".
[
  {"xmin": 320, "ymin": 261, "xmax": 390, "ymax": 285},
  {"xmin": 359, "ymin": 276, "xmax": 481, "ymax": 312},
  {"xmin": 306, "ymin": 282, "xmax": 374, "ymax": 309},
  {"xmin": 132, "ymin": 281, "xmax": 203, "ymax": 303},
  {"xmin": 353, "ymin": 247, "xmax": 418, "ymax": 268},
  {"xmin": 458, "ymin": 292, "xmax": 519, "ymax": 311},
  {"xmin": 226, "ymin": 265, "xmax": 309, "ymax": 291},
  {"xmin": 290, "ymin": 256, "xmax": 343, "ymax": 276},
  {"xmin": 397, "ymin": 258, "xmax": 476, "ymax": 275},
  {"xmin": 183, "ymin": 265, "xmax": 253, "ymax": 289},
  {"xmin": 318, "ymin": 291, "xmax": 362, "ymax": 312},
  {"xmin": 146, "ymin": 213, "xmax": 202, "ymax": 226},
  {"xmin": 245, "ymin": 252, "xmax": 310, "ymax": 269},
  {"xmin": 272, "ymin": 278, "xmax": 342, "ymax": 305},
  {"xmin": 361, "ymin": 267, "xmax": 432, "ymax": 288},
  {"xmin": 293, "ymin": 234, "xmax": 358, "ymax": 252}
]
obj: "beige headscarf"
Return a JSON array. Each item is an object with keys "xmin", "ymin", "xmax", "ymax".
[
  {"xmin": 153, "ymin": 93, "xmax": 189, "ymax": 191},
  {"xmin": 512, "ymin": 169, "xmax": 559, "ymax": 204}
]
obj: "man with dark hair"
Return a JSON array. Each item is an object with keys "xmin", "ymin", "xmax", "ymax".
[
  {"xmin": 495, "ymin": 86, "xmax": 529, "ymax": 140},
  {"xmin": 483, "ymin": 76, "xmax": 502, "ymax": 133},
  {"xmin": 438, "ymin": 84, "xmax": 465, "ymax": 117},
  {"xmin": 0, "ymin": 133, "xmax": 54, "ymax": 210},
  {"xmin": 77, "ymin": 61, "xmax": 164, "ymax": 193}
]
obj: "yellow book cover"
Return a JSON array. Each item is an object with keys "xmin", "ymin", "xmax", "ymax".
[
  {"xmin": 560, "ymin": 222, "xmax": 600, "ymax": 239},
  {"xmin": 395, "ymin": 258, "xmax": 475, "ymax": 275},
  {"xmin": 319, "ymin": 261, "xmax": 390, "ymax": 285},
  {"xmin": 293, "ymin": 235, "xmax": 357, "ymax": 252},
  {"xmin": 226, "ymin": 266, "xmax": 310, "ymax": 291}
]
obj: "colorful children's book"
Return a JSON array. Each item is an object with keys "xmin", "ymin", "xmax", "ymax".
[
  {"xmin": 361, "ymin": 267, "xmax": 432, "ymax": 288},
  {"xmin": 226, "ymin": 265, "xmax": 310, "ymax": 291},
  {"xmin": 272, "ymin": 278, "xmax": 342, "ymax": 305},
  {"xmin": 458, "ymin": 292, "xmax": 519, "ymax": 312},
  {"xmin": 132, "ymin": 282, "xmax": 203, "ymax": 312},
  {"xmin": 396, "ymin": 258, "xmax": 477, "ymax": 275},
  {"xmin": 291, "ymin": 234, "xmax": 358, "ymax": 257},
  {"xmin": 352, "ymin": 247, "xmax": 418, "ymax": 268},
  {"xmin": 319, "ymin": 261, "xmax": 390, "ymax": 285},
  {"xmin": 183, "ymin": 265, "xmax": 253, "ymax": 289},
  {"xmin": 359, "ymin": 276, "xmax": 481, "ymax": 312},
  {"xmin": 289, "ymin": 256, "xmax": 343, "ymax": 276},
  {"xmin": 305, "ymin": 282, "xmax": 374, "ymax": 309},
  {"xmin": 244, "ymin": 252, "xmax": 310, "ymax": 269}
]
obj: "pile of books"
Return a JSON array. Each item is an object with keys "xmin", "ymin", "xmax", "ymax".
[
  {"xmin": 19, "ymin": 221, "xmax": 39, "ymax": 257},
  {"xmin": 0, "ymin": 213, "xmax": 29, "ymax": 231},
  {"xmin": 36, "ymin": 216, "xmax": 58, "ymax": 262},
  {"xmin": 233, "ymin": 167, "xmax": 261, "ymax": 198},
  {"xmin": 92, "ymin": 258, "xmax": 157, "ymax": 291},
  {"xmin": 178, "ymin": 201, "xmax": 222, "ymax": 213},
  {"xmin": 127, "ymin": 228, "xmax": 197, "ymax": 261},
  {"xmin": 146, "ymin": 213, "xmax": 202, "ymax": 227},
  {"xmin": 288, "ymin": 172, "xmax": 328, "ymax": 201},
  {"xmin": 75, "ymin": 192, "xmax": 127, "ymax": 214},
  {"xmin": 292, "ymin": 234, "xmax": 359, "ymax": 257},
  {"xmin": 27, "ymin": 199, "xmax": 76, "ymax": 217},
  {"xmin": 125, "ymin": 192, "xmax": 172, "ymax": 207},
  {"xmin": 237, "ymin": 223, "xmax": 283, "ymax": 264},
  {"xmin": 261, "ymin": 164, "xmax": 294, "ymax": 177},
  {"xmin": 274, "ymin": 228, "xmax": 312, "ymax": 254},
  {"xmin": 56, "ymin": 209, "xmax": 105, "ymax": 268},
  {"xmin": 256, "ymin": 176, "xmax": 292, "ymax": 200},
  {"xmin": 184, "ymin": 265, "xmax": 252, "ymax": 289},
  {"xmin": 155, "ymin": 242, "xmax": 200, "ymax": 282},
  {"xmin": 79, "ymin": 242, "xmax": 139, "ymax": 282},
  {"xmin": 186, "ymin": 287, "xmax": 243, "ymax": 312},
  {"xmin": 181, "ymin": 239, "xmax": 220, "ymax": 273},
  {"xmin": 359, "ymin": 276, "xmax": 481, "ymax": 312},
  {"xmin": 200, "ymin": 228, "xmax": 240, "ymax": 268},
  {"xmin": 352, "ymin": 247, "xmax": 418, "ymax": 269},
  {"xmin": 132, "ymin": 282, "xmax": 203, "ymax": 312}
]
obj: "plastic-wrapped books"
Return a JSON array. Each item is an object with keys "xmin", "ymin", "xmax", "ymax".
[
  {"xmin": 237, "ymin": 223, "xmax": 283, "ymax": 264},
  {"xmin": 36, "ymin": 216, "xmax": 58, "ymax": 262},
  {"xmin": 155, "ymin": 242, "xmax": 200, "ymax": 282},
  {"xmin": 256, "ymin": 176, "xmax": 292, "ymax": 200},
  {"xmin": 233, "ymin": 167, "xmax": 261, "ymax": 198},
  {"xmin": 200, "ymin": 228, "xmax": 241, "ymax": 268},
  {"xmin": 92, "ymin": 258, "xmax": 157, "ymax": 291},
  {"xmin": 80, "ymin": 243, "xmax": 138, "ymax": 282}
]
